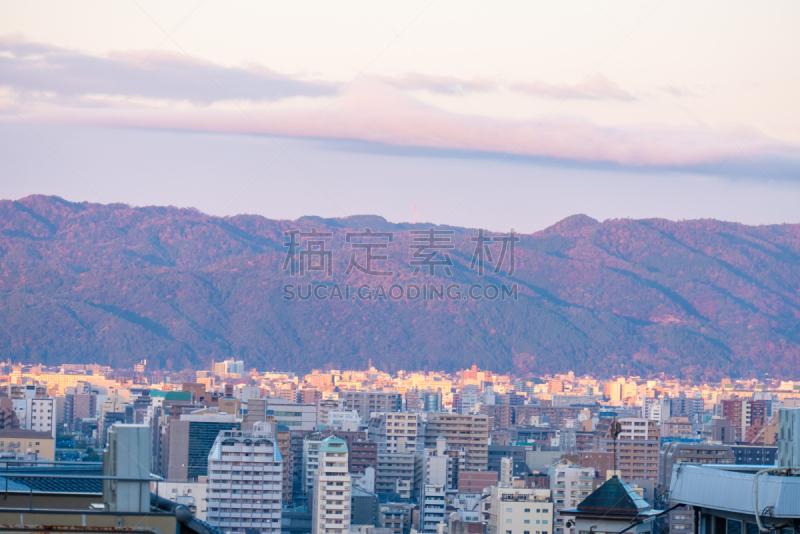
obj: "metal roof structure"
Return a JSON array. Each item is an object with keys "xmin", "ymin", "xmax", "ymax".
[
  {"xmin": 562, "ymin": 476, "xmax": 652, "ymax": 518},
  {"xmin": 670, "ymin": 464, "xmax": 800, "ymax": 519}
]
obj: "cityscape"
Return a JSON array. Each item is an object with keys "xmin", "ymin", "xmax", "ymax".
[
  {"xmin": 3, "ymin": 2, "xmax": 800, "ymax": 534},
  {"xmin": 0, "ymin": 361, "xmax": 798, "ymax": 534}
]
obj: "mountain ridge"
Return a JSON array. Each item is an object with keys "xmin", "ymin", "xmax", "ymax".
[{"xmin": 1, "ymin": 195, "xmax": 799, "ymax": 379}]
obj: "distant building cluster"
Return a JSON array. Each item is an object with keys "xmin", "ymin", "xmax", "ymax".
[{"xmin": 1, "ymin": 360, "xmax": 800, "ymax": 534}]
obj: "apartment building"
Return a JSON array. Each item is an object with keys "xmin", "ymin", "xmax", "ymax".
[
  {"xmin": 340, "ymin": 392, "xmax": 402, "ymax": 424},
  {"xmin": 205, "ymin": 424, "xmax": 283, "ymax": 534},
  {"xmin": 424, "ymin": 413, "xmax": 490, "ymax": 471},
  {"xmin": 721, "ymin": 398, "xmax": 766, "ymax": 442},
  {"xmin": 368, "ymin": 412, "xmax": 420, "ymax": 453},
  {"xmin": 661, "ymin": 417, "xmax": 693, "ymax": 439},
  {"xmin": 376, "ymin": 452, "xmax": 419, "ymax": 496},
  {"xmin": 311, "ymin": 437, "xmax": 352, "ymax": 534},
  {"xmin": 165, "ymin": 411, "xmax": 240, "ymax": 481},
  {"xmin": 548, "ymin": 461, "xmax": 594, "ymax": 534},
  {"xmin": 264, "ymin": 398, "xmax": 317, "ymax": 431},
  {"xmin": 0, "ymin": 429, "xmax": 55, "ymax": 461},
  {"xmin": 349, "ymin": 439, "xmax": 378, "ymax": 474},
  {"xmin": 419, "ymin": 484, "xmax": 446, "ymax": 534},
  {"xmin": 25, "ymin": 396, "xmax": 57, "ymax": 438},
  {"xmin": 598, "ymin": 418, "xmax": 660, "ymax": 483},
  {"xmin": 486, "ymin": 487, "xmax": 553, "ymax": 534}
]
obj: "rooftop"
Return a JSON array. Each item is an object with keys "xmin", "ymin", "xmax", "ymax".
[
  {"xmin": 562, "ymin": 476, "xmax": 652, "ymax": 518},
  {"xmin": 670, "ymin": 464, "xmax": 800, "ymax": 519}
]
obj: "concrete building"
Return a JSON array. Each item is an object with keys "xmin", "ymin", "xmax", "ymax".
[
  {"xmin": 660, "ymin": 417, "xmax": 693, "ymax": 439},
  {"xmin": 312, "ymin": 436, "xmax": 352, "ymax": 534},
  {"xmin": 486, "ymin": 486, "xmax": 553, "ymax": 534},
  {"xmin": 153, "ymin": 479, "xmax": 208, "ymax": 521},
  {"xmin": 376, "ymin": 452, "xmax": 419, "ymax": 496},
  {"xmin": 0, "ymin": 429, "xmax": 55, "ymax": 461},
  {"xmin": 165, "ymin": 410, "xmax": 240, "ymax": 481},
  {"xmin": 423, "ymin": 436, "xmax": 453, "ymax": 488},
  {"xmin": 20, "ymin": 395, "xmax": 57, "ymax": 438},
  {"xmin": 548, "ymin": 460, "xmax": 594, "ymax": 534},
  {"xmin": 350, "ymin": 439, "xmax": 378, "ymax": 474},
  {"xmin": 598, "ymin": 418, "xmax": 660, "ymax": 483},
  {"xmin": 368, "ymin": 412, "xmax": 420, "ymax": 453},
  {"xmin": 419, "ymin": 484, "xmax": 446, "ymax": 534},
  {"xmin": 351, "ymin": 487, "xmax": 380, "ymax": 527},
  {"xmin": 265, "ymin": 398, "xmax": 318, "ymax": 431},
  {"xmin": 328, "ymin": 410, "xmax": 361, "ymax": 431},
  {"xmin": 303, "ymin": 433, "xmax": 324, "ymax": 497},
  {"xmin": 457, "ymin": 470, "xmax": 499, "ymax": 493},
  {"xmin": 340, "ymin": 392, "xmax": 402, "ymax": 424},
  {"xmin": 424, "ymin": 413, "xmax": 490, "ymax": 471},
  {"xmin": 777, "ymin": 407, "xmax": 800, "ymax": 467},
  {"xmin": 720, "ymin": 398, "xmax": 767, "ymax": 442},
  {"xmin": 206, "ymin": 424, "xmax": 283, "ymax": 534}
]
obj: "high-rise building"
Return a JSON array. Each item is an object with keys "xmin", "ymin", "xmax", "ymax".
[
  {"xmin": 376, "ymin": 452, "xmax": 419, "ymax": 496},
  {"xmin": 418, "ymin": 484, "xmax": 446, "ymax": 534},
  {"xmin": 777, "ymin": 407, "xmax": 800, "ymax": 468},
  {"xmin": 720, "ymin": 398, "xmax": 767, "ymax": 442},
  {"xmin": 264, "ymin": 398, "xmax": 318, "ymax": 431},
  {"xmin": 165, "ymin": 410, "xmax": 240, "ymax": 481},
  {"xmin": 339, "ymin": 392, "xmax": 402, "ymax": 424},
  {"xmin": 206, "ymin": 423, "xmax": 283, "ymax": 534},
  {"xmin": 213, "ymin": 359, "xmax": 244, "ymax": 378},
  {"xmin": 424, "ymin": 413, "xmax": 490, "ymax": 471},
  {"xmin": 24, "ymin": 395, "xmax": 57, "ymax": 438},
  {"xmin": 368, "ymin": 412, "xmax": 420, "ymax": 453},
  {"xmin": 548, "ymin": 460, "xmax": 594, "ymax": 534},
  {"xmin": 597, "ymin": 417, "xmax": 660, "ymax": 483},
  {"xmin": 423, "ymin": 436, "xmax": 453, "ymax": 489},
  {"xmin": 349, "ymin": 439, "xmax": 378, "ymax": 475},
  {"xmin": 311, "ymin": 436, "xmax": 351, "ymax": 534}
]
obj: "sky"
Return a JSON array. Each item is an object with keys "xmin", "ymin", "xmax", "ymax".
[{"xmin": 1, "ymin": 1, "xmax": 799, "ymax": 233}]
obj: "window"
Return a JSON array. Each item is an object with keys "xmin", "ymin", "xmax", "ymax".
[
  {"xmin": 507, "ymin": 508, "xmax": 513, "ymax": 513},
  {"xmin": 506, "ymin": 520, "xmax": 513, "ymax": 524},
  {"xmin": 525, "ymin": 509, "xmax": 531, "ymax": 513},
  {"xmin": 525, "ymin": 520, "xmax": 531, "ymax": 524}
]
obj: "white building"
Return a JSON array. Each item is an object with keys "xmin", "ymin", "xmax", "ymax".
[
  {"xmin": 13, "ymin": 396, "xmax": 57, "ymax": 439},
  {"xmin": 419, "ymin": 484, "xmax": 447, "ymax": 534},
  {"xmin": 311, "ymin": 436, "xmax": 351, "ymax": 534},
  {"xmin": 486, "ymin": 487, "xmax": 553, "ymax": 534},
  {"xmin": 153, "ymin": 479, "xmax": 208, "ymax": 521},
  {"xmin": 264, "ymin": 398, "xmax": 317, "ymax": 431},
  {"xmin": 422, "ymin": 436, "xmax": 453, "ymax": 489},
  {"xmin": 642, "ymin": 398, "xmax": 671, "ymax": 423},
  {"xmin": 548, "ymin": 460, "xmax": 594, "ymax": 534},
  {"xmin": 368, "ymin": 412, "xmax": 420, "ymax": 453},
  {"xmin": 206, "ymin": 424, "xmax": 283, "ymax": 534},
  {"xmin": 327, "ymin": 410, "xmax": 361, "ymax": 431},
  {"xmin": 303, "ymin": 434, "xmax": 323, "ymax": 496}
]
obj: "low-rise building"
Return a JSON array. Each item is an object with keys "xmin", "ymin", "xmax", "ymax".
[{"xmin": 486, "ymin": 486, "xmax": 553, "ymax": 534}]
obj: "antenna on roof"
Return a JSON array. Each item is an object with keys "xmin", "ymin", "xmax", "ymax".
[{"xmin": 611, "ymin": 417, "xmax": 622, "ymax": 477}]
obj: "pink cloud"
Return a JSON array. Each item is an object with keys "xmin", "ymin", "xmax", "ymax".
[
  {"xmin": 511, "ymin": 74, "xmax": 636, "ymax": 101},
  {"xmin": 2, "ymin": 40, "xmax": 796, "ymax": 169}
]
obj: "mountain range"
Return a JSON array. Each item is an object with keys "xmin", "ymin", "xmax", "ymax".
[{"xmin": 1, "ymin": 195, "xmax": 799, "ymax": 380}]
